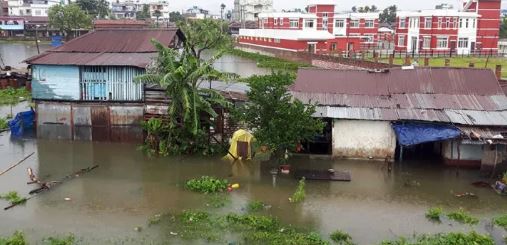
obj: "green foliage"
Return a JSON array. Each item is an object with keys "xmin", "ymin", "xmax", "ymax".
[
  {"xmin": 237, "ymin": 72, "xmax": 324, "ymax": 159},
  {"xmin": 42, "ymin": 234, "xmax": 75, "ymax": 245},
  {"xmin": 229, "ymin": 49, "xmax": 309, "ymax": 71},
  {"xmin": 185, "ymin": 176, "xmax": 229, "ymax": 194},
  {"xmin": 180, "ymin": 210, "xmax": 210, "ymax": 223},
  {"xmin": 48, "ymin": 4, "xmax": 92, "ymax": 37},
  {"xmin": 0, "ymin": 231, "xmax": 26, "ymax": 245},
  {"xmin": 207, "ymin": 193, "xmax": 230, "ymax": 208},
  {"xmin": 177, "ymin": 19, "xmax": 232, "ymax": 59},
  {"xmin": 0, "ymin": 191, "xmax": 27, "ymax": 205},
  {"xmin": 0, "ymin": 88, "xmax": 30, "ymax": 105},
  {"xmin": 0, "ymin": 118, "xmax": 8, "ymax": 130},
  {"xmin": 493, "ymin": 214, "xmax": 507, "ymax": 230},
  {"xmin": 75, "ymin": 0, "xmax": 109, "ymax": 18},
  {"xmin": 380, "ymin": 231, "xmax": 494, "ymax": 245},
  {"xmin": 379, "ymin": 5, "xmax": 397, "ymax": 23},
  {"xmin": 246, "ymin": 200, "xmax": 265, "ymax": 212},
  {"xmin": 136, "ymin": 4, "xmax": 151, "ymax": 20},
  {"xmin": 352, "ymin": 5, "xmax": 378, "ymax": 13},
  {"xmin": 169, "ymin": 11, "xmax": 183, "ymax": 23},
  {"xmin": 290, "ymin": 178, "xmax": 306, "ymax": 203},
  {"xmin": 501, "ymin": 17, "xmax": 507, "ymax": 39},
  {"xmin": 446, "ymin": 208, "xmax": 479, "ymax": 225},
  {"xmin": 425, "ymin": 207, "xmax": 443, "ymax": 222},
  {"xmin": 330, "ymin": 230, "xmax": 354, "ymax": 245}
]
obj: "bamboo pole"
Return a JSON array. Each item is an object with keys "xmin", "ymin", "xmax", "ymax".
[{"xmin": 0, "ymin": 152, "xmax": 35, "ymax": 177}]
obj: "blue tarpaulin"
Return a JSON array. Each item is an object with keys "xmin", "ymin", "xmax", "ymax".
[
  {"xmin": 8, "ymin": 110, "xmax": 35, "ymax": 137},
  {"xmin": 392, "ymin": 122, "xmax": 461, "ymax": 146}
]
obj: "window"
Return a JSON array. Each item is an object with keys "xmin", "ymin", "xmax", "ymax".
[
  {"xmin": 350, "ymin": 20, "xmax": 359, "ymax": 28},
  {"xmin": 422, "ymin": 36, "xmax": 431, "ymax": 49},
  {"xmin": 425, "ymin": 17, "xmax": 432, "ymax": 28},
  {"xmin": 330, "ymin": 42, "xmax": 337, "ymax": 51},
  {"xmin": 274, "ymin": 18, "xmax": 277, "ymax": 25},
  {"xmin": 409, "ymin": 18, "xmax": 418, "ymax": 28},
  {"xmin": 465, "ymin": 18, "xmax": 469, "ymax": 28},
  {"xmin": 322, "ymin": 13, "xmax": 328, "ymax": 18},
  {"xmin": 289, "ymin": 19, "xmax": 299, "ymax": 28},
  {"xmin": 459, "ymin": 18, "xmax": 463, "ymax": 28},
  {"xmin": 363, "ymin": 34, "xmax": 374, "ymax": 43},
  {"xmin": 335, "ymin": 19, "xmax": 344, "ymax": 28},
  {"xmin": 438, "ymin": 17, "xmax": 442, "ymax": 29},
  {"xmin": 473, "ymin": 19, "xmax": 476, "ymax": 28},
  {"xmin": 365, "ymin": 20, "xmax": 374, "ymax": 28},
  {"xmin": 322, "ymin": 19, "xmax": 328, "ymax": 30},
  {"xmin": 399, "ymin": 18, "xmax": 406, "ymax": 28},
  {"xmin": 304, "ymin": 20, "xmax": 314, "ymax": 28},
  {"xmin": 458, "ymin": 37, "xmax": 469, "ymax": 48},
  {"xmin": 279, "ymin": 18, "xmax": 283, "ymax": 25},
  {"xmin": 437, "ymin": 36, "xmax": 448, "ymax": 48},
  {"xmin": 274, "ymin": 38, "xmax": 280, "ymax": 43},
  {"xmin": 452, "ymin": 17, "xmax": 457, "ymax": 28},
  {"xmin": 398, "ymin": 35, "xmax": 405, "ymax": 46}
]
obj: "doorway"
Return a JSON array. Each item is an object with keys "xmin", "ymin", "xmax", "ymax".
[{"xmin": 308, "ymin": 43, "xmax": 316, "ymax": 54}]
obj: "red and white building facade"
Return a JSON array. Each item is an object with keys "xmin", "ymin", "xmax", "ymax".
[
  {"xmin": 238, "ymin": 0, "xmax": 501, "ymax": 55},
  {"xmin": 395, "ymin": 0, "xmax": 501, "ymax": 55}
]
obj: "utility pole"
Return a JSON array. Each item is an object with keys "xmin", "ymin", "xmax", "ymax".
[{"xmin": 35, "ymin": 25, "xmax": 40, "ymax": 55}]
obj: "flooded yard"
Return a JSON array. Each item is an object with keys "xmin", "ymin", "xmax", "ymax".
[{"xmin": 0, "ymin": 129, "xmax": 506, "ymax": 244}]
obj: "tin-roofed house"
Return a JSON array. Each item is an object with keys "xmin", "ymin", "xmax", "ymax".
[
  {"xmin": 25, "ymin": 28, "xmax": 185, "ymax": 142},
  {"xmin": 291, "ymin": 67, "xmax": 507, "ymax": 171}
]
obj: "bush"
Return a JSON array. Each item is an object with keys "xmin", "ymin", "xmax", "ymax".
[
  {"xmin": 43, "ymin": 234, "xmax": 75, "ymax": 245},
  {"xmin": 247, "ymin": 200, "xmax": 265, "ymax": 212},
  {"xmin": 425, "ymin": 207, "xmax": 443, "ymax": 222},
  {"xmin": 380, "ymin": 231, "xmax": 494, "ymax": 245},
  {"xmin": 0, "ymin": 231, "xmax": 27, "ymax": 245},
  {"xmin": 493, "ymin": 214, "xmax": 507, "ymax": 230},
  {"xmin": 0, "ymin": 118, "xmax": 8, "ymax": 130},
  {"xmin": 185, "ymin": 176, "xmax": 229, "ymax": 194},
  {"xmin": 330, "ymin": 230, "xmax": 354, "ymax": 245},
  {"xmin": 0, "ymin": 191, "xmax": 26, "ymax": 205},
  {"xmin": 0, "ymin": 88, "xmax": 30, "ymax": 105},
  {"xmin": 290, "ymin": 178, "xmax": 306, "ymax": 203},
  {"xmin": 446, "ymin": 208, "xmax": 479, "ymax": 225}
]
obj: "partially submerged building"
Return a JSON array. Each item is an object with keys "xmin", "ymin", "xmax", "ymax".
[
  {"xmin": 291, "ymin": 67, "xmax": 507, "ymax": 169},
  {"xmin": 25, "ymin": 28, "xmax": 185, "ymax": 142}
]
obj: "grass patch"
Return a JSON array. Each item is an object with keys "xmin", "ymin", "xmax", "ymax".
[
  {"xmin": 0, "ymin": 231, "xmax": 26, "ymax": 245},
  {"xmin": 493, "ymin": 214, "xmax": 507, "ymax": 231},
  {"xmin": 0, "ymin": 191, "xmax": 27, "ymax": 206},
  {"xmin": 185, "ymin": 176, "xmax": 229, "ymax": 194},
  {"xmin": 206, "ymin": 193, "xmax": 230, "ymax": 208},
  {"xmin": 229, "ymin": 49, "xmax": 310, "ymax": 71},
  {"xmin": 330, "ymin": 230, "xmax": 354, "ymax": 245},
  {"xmin": 446, "ymin": 208, "xmax": 479, "ymax": 225},
  {"xmin": 246, "ymin": 200, "xmax": 265, "ymax": 212},
  {"xmin": 380, "ymin": 231, "xmax": 494, "ymax": 245},
  {"xmin": 425, "ymin": 207, "xmax": 443, "ymax": 223},
  {"xmin": 289, "ymin": 178, "xmax": 306, "ymax": 203},
  {"xmin": 0, "ymin": 118, "xmax": 8, "ymax": 130},
  {"xmin": 42, "ymin": 234, "xmax": 75, "ymax": 245},
  {"xmin": 0, "ymin": 88, "xmax": 31, "ymax": 105}
]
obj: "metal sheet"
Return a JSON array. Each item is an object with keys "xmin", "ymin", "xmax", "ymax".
[
  {"xmin": 27, "ymin": 53, "xmax": 155, "ymax": 68},
  {"xmin": 445, "ymin": 110, "xmax": 507, "ymax": 126},
  {"xmin": 110, "ymin": 126, "xmax": 143, "ymax": 143},
  {"xmin": 110, "ymin": 106, "xmax": 144, "ymax": 125},
  {"xmin": 91, "ymin": 106, "xmax": 110, "ymax": 141},
  {"xmin": 72, "ymin": 106, "xmax": 91, "ymax": 126}
]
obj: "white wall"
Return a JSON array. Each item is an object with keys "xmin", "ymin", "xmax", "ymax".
[
  {"xmin": 332, "ymin": 120, "xmax": 396, "ymax": 160},
  {"xmin": 442, "ymin": 141, "xmax": 482, "ymax": 161}
]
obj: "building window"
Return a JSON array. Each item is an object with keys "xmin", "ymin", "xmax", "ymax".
[
  {"xmin": 322, "ymin": 13, "xmax": 328, "ymax": 18},
  {"xmin": 350, "ymin": 20, "xmax": 359, "ymax": 28},
  {"xmin": 335, "ymin": 19, "xmax": 344, "ymax": 28},
  {"xmin": 458, "ymin": 37, "xmax": 469, "ymax": 48},
  {"xmin": 304, "ymin": 20, "xmax": 315, "ymax": 28},
  {"xmin": 274, "ymin": 38, "xmax": 280, "ymax": 43},
  {"xmin": 465, "ymin": 18, "xmax": 469, "ymax": 28},
  {"xmin": 363, "ymin": 34, "xmax": 374, "ymax": 43},
  {"xmin": 422, "ymin": 36, "xmax": 431, "ymax": 49},
  {"xmin": 459, "ymin": 18, "xmax": 463, "ymax": 28},
  {"xmin": 425, "ymin": 17, "xmax": 432, "ymax": 28},
  {"xmin": 399, "ymin": 18, "xmax": 406, "ymax": 28},
  {"xmin": 452, "ymin": 17, "xmax": 457, "ymax": 28},
  {"xmin": 330, "ymin": 42, "xmax": 337, "ymax": 51},
  {"xmin": 437, "ymin": 36, "xmax": 448, "ymax": 48},
  {"xmin": 365, "ymin": 20, "xmax": 374, "ymax": 28},
  {"xmin": 322, "ymin": 19, "xmax": 328, "ymax": 30},
  {"xmin": 279, "ymin": 18, "xmax": 283, "ymax": 25},
  {"xmin": 398, "ymin": 35, "xmax": 405, "ymax": 46},
  {"xmin": 438, "ymin": 17, "xmax": 442, "ymax": 29},
  {"xmin": 274, "ymin": 18, "xmax": 277, "ymax": 25},
  {"xmin": 473, "ymin": 19, "xmax": 476, "ymax": 28},
  {"xmin": 445, "ymin": 18, "xmax": 451, "ymax": 29},
  {"xmin": 289, "ymin": 19, "xmax": 299, "ymax": 28}
]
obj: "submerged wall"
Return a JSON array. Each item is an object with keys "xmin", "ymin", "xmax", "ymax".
[
  {"xmin": 332, "ymin": 119, "xmax": 396, "ymax": 160},
  {"xmin": 36, "ymin": 101, "xmax": 144, "ymax": 142}
]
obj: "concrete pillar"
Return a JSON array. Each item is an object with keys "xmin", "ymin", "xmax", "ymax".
[
  {"xmin": 496, "ymin": 65, "xmax": 502, "ymax": 80},
  {"xmin": 444, "ymin": 59, "xmax": 450, "ymax": 67},
  {"xmin": 469, "ymin": 63, "xmax": 475, "ymax": 68},
  {"xmin": 424, "ymin": 58, "xmax": 429, "ymax": 66}
]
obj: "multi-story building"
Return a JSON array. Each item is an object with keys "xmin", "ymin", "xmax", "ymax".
[
  {"xmin": 394, "ymin": 0, "xmax": 501, "ymax": 55},
  {"xmin": 111, "ymin": 1, "xmax": 137, "ymax": 19},
  {"xmin": 7, "ymin": 0, "xmax": 59, "ymax": 17},
  {"xmin": 111, "ymin": 0, "xmax": 170, "ymax": 21},
  {"xmin": 233, "ymin": 0, "xmax": 273, "ymax": 22}
]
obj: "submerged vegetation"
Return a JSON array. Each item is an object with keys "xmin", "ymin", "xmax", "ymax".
[
  {"xmin": 0, "ymin": 232, "xmax": 75, "ymax": 245},
  {"xmin": 0, "ymin": 88, "xmax": 30, "ymax": 105},
  {"xmin": 42, "ymin": 234, "xmax": 75, "ymax": 245},
  {"xmin": 229, "ymin": 49, "xmax": 310, "ymax": 71},
  {"xmin": 330, "ymin": 230, "xmax": 354, "ymax": 245},
  {"xmin": 246, "ymin": 200, "xmax": 266, "ymax": 212},
  {"xmin": 0, "ymin": 118, "xmax": 8, "ymax": 130},
  {"xmin": 0, "ymin": 191, "xmax": 27, "ymax": 206},
  {"xmin": 289, "ymin": 178, "xmax": 306, "ymax": 203},
  {"xmin": 425, "ymin": 207, "xmax": 443, "ymax": 222},
  {"xmin": 446, "ymin": 208, "xmax": 479, "ymax": 225},
  {"xmin": 493, "ymin": 214, "xmax": 507, "ymax": 230},
  {"xmin": 185, "ymin": 176, "xmax": 229, "ymax": 194},
  {"xmin": 380, "ymin": 231, "xmax": 494, "ymax": 245}
]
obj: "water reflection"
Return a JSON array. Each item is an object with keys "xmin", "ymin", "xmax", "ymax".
[{"xmin": 0, "ymin": 42, "xmax": 51, "ymax": 68}]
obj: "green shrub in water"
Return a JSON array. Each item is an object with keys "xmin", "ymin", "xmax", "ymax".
[
  {"xmin": 185, "ymin": 176, "xmax": 228, "ymax": 194},
  {"xmin": 446, "ymin": 208, "xmax": 479, "ymax": 225},
  {"xmin": 330, "ymin": 230, "xmax": 354, "ymax": 245},
  {"xmin": 380, "ymin": 231, "xmax": 494, "ymax": 245},
  {"xmin": 0, "ymin": 231, "xmax": 27, "ymax": 245},
  {"xmin": 43, "ymin": 234, "xmax": 75, "ymax": 245},
  {"xmin": 0, "ymin": 118, "xmax": 8, "ymax": 130},
  {"xmin": 207, "ymin": 193, "xmax": 230, "ymax": 208},
  {"xmin": 0, "ymin": 191, "xmax": 26, "ymax": 205},
  {"xmin": 493, "ymin": 214, "xmax": 507, "ymax": 230},
  {"xmin": 179, "ymin": 210, "xmax": 210, "ymax": 224},
  {"xmin": 289, "ymin": 178, "xmax": 306, "ymax": 203},
  {"xmin": 425, "ymin": 207, "xmax": 443, "ymax": 222},
  {"xmin": 247, "ymin": 200, "xmax": 265, "ymax": 212}
]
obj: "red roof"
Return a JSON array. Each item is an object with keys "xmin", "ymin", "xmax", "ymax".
[
  {"xmin": 25, "ymin": 52, "xmax": 156, "ymax": 68},
  {"xmin": 93, "ymin": 19, "xmax": 150, "ymax": 29}
]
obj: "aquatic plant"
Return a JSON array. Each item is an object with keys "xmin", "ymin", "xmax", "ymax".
[
  {"xmin": 330, "ymin": 230, "xmax": 354, "ymax": 245},
  {"xmin": 0, "ymin": 191, "xmax": 27, "ymax": 205},
  {"xmin": 180, "ymin": 210, "xmax": 210, "ymax": 224},
  {"xmin": 185, "ymin": 176, "xmax": 229, "ymax": 194},
  {"xmin": 425, "ymin": 207, "xmax": 443, "ymax": 222},
  {"xmin": 43, "ymin": 234, "xmax": 75, "ymax": 245},
  {"xmin": 0, "ymin": 231, "xmax": 26, "ymax": 245},
  {"xmin": 0, "ymin": 118, "xmax": 8, "ymax": 130},
  {"xmin": 207, "ymin": 193, "xmax": 230, "ymax": 208},
  {"xmin": 380, "ymin": 231, "xmax": 494, "ymax": 245},
  {"xmin": 446, "ymin": 208, "xmax": 479, "ymax": 225},
  {"xmin": 290, "ymin": 178, "xmax": 306, "ymax": 203},
  {"xmin": 493, "ymin": 214, "xmax": 507, "ymax": 230},
  {"xmin": 246, "ymin": 200, "xmax": 265, "ymax": 212}
]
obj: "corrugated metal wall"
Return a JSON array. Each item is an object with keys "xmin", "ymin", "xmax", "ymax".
[
  {"xmin": 80, "ymin": 66, "xmax": 144, "ymax": 101},
  {"xmin": 36, "ymin": 101, "xmax": 144, "ymax": 142},
  {"xmin": 32, "ymin": 65, "xmax": 81, "ymax": 100}
]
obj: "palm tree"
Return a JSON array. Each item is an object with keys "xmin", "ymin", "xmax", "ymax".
[{"xmin": 220, "ymin": 3, "xmax": 226, "ymax": 20}]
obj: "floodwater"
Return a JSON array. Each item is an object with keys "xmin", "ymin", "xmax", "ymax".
[{"xmin": 0, "ymin": 42, "xmax": 52, "ymax": 68}]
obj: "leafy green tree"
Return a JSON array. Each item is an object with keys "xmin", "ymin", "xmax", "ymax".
[
  {"xmin": 136, "ymin": 4, "xmax": 151, "ymax": 20},
  {"xmin": 48, "ymin": 4, "xmax": 92, "ymax": 39},
  {"xmin": 500, "ymin": 17, "xmax": 507, "ymax": 38},
  {"xmin": 153, "ymin": 9, "xmax": 162, "ymax": 27},
  {"xmin": 238, "ymin": 72, "xmax": 325, "ymax": 160},
  {"xmin": 177, "ymin": 19, "xmax": 231, "ymax": 59},
  {"xmin": 76, "ymin": 0, "xmax": 109, "ymax": 18},
  {"xmin": 379, "ymin": 5, "xmax": 397, "ymax": 23},
  {"xmin": 169, "ymin": 11, "xmax": 183, "ymax": 23}
]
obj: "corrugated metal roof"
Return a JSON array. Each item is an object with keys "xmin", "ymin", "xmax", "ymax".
[
  {"xmin": 26, "ymin": 52, "xmax": 155, "ymax": 68},
  {"xmin": 458, "ymin": 126, "xmax": 507, "ymax": 139},
  {"xmin": 444, "ymin": 110, "xmax": 507, "ymax": 126}
]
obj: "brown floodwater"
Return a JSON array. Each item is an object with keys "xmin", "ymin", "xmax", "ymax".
[{"xmin": 0, "ymin": 125, "xmax": 507, "ymax": 244}]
